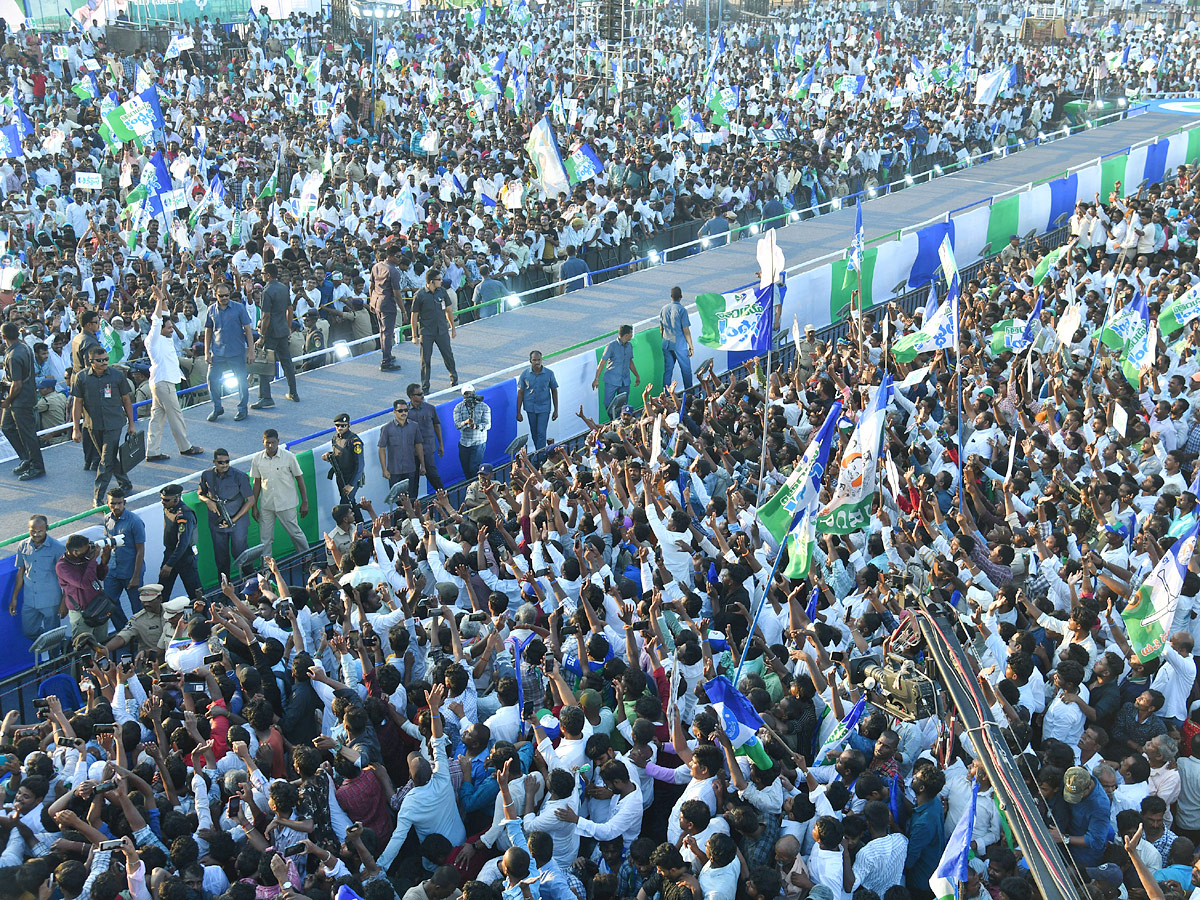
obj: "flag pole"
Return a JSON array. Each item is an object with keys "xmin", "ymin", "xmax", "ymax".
[
  {"xmin": 957, "ymin": 343, "xmax": 964, "ymax": 516},
  {"xmin": 733, "ymin": 542, "xmax": 788, "ymax": 688},
  {"xmin": 856, "ymin": 267, "xmax": 865, "ymax": 365},
  {"xmin": 756, "ymin": 281, "xmax": 775, "ymax": 506}
]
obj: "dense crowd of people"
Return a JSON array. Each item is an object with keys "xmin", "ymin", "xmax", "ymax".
[
  {"xmin": 0, "ymin": 0, "xmax": 1189, "ymax": 484},
  {"xmin": 9, "ymin": 5, "xmax": 1200, "ymax": 900}
]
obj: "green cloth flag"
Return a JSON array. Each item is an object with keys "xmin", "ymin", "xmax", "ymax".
[
  {"xmin": 1101, "ymin": 300, "xmax": 1139, "ymax": 350},
  {"xmin": 695, "ymin": 287, "xmax": 772, "ymax": 352},
  {"xmin": 1159, "ymin": 285, "xmax": 1200, "ymax": 337},
  {"xmin": 989, "ymin": 318, "xmax": 1026, "ymax": 354},
  {"xmin": 781, "ymin": 508, "xmax": 817, "ymax": 580},
  {"xmin": 818, "ymin": 378, "xmax": 890, "ymax": 535},
  {"xmin": 1030, "ymin": 245, "xmax": 1068, "ymax": 287},
  {"xmin": 758, "ymin": 401, "xmax": 843, "ymax": 543},
  {"xmin": 670, "ymin": 97, "xmax": 692, "ymax": 129},
  {"xmin": 1121, "ymin": 520, "xmax": 1200, "ymax": 662},
  {"xmin": 99, "ymin": 320, "xmax": 123, "ymax": 365},
  {"xmin": 258, "ymin": 165, "xmax": 278, "ymax": 199},
  {"xmin": 893, "ymin": 287, "xmax": 958, "ymax": 363}
]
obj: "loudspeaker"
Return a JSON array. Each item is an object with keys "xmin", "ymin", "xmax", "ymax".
[{"xmin": 598, "ymin": 0, "xmax": 624, "ymax": 42}]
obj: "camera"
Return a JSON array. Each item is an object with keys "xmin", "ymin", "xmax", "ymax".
[
  {"xmin": 92, "ymin": 780, "xmax": 117, "ymax": 794},
  {"xmin": 847, "ymin": 653, "xmax": 937, "ymax": 722},
  {"xmin": 95, "ymin": 535, "xmax": 125, "ymax": 549}
]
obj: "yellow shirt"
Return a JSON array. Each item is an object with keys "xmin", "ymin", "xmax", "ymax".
[{"xmin": 250, "ymin": 447, "xmax": 303, "ymax": 512}]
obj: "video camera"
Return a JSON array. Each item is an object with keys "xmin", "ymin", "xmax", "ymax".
[{"xmin": 846, "ymin": 652, "xmax": 937, "ymax": 723}]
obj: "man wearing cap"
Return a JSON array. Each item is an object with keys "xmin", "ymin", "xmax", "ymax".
[
  {"xmin": 253, "ymin": 262, "xmax": 300, "ymax": 409},
  {"xmin": 1054, "ymin": 765, "xmax": 1111, "ymax": 866},
  {"xmin": 593, "ymin": 325, "xmax": 640, "ymax": 421},
  {"xmin": 1, "ymin": 322, "xmax": 44, "ymax": 481},
  {"xmin": 145, "ymin": 278, "xmax": 203, "ymax": 462},
  {"xmin": 370, "ymin": 247, "xmax": 403, "ymax": 372},
  {"xmin": 35, "ymin": 377, "xmax": 68, "ymax": 439},
  {"xmin": 199, "ymin": 449, "xmax": 254, "ymax": 580},
  {"xmin": 796, "ymin": 324, "xmax": 820, "ymax": 381},
  {"xmin": 454, "ymin": 383, "xmax": 491, "ymax": 478},
  {"xmin": 323, "ymin": 413, "xmax": 365, "ymax": 521},
  {"xmin": 159, "ymin": 483, "xmax": 201, "ymax": 600},
  {"xmin": 999, "ymin": 234, "xmax": 1022, "ymax": 267},
  {"xmin": 71, "ymin": 345, "xmax": 136, "ymax": 508},
  {"xmin": 105, "ymin": 583, "xmax": 166, "ymax": 659},
  {"xmin": 463, "ymin": 463, "xmax": 501, "ymax": 522}
]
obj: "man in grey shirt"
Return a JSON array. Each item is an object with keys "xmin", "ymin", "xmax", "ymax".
[
  {"xmin": 71, "ymin": 345, "xmax": 136, "ymax": 507},
  {"xmin": 253, "ymin": 262, "xmax": 299, "ymax": 408},
  {"xmin": 377, "ymin": 397, "xmax": 424, "ymax": 501}
]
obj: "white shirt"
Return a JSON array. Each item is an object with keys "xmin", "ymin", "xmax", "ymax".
[
  {"xmin": 667, "ymin": 772, "xmax": 717, "ymax": 845},
  {"xmin": 576, "ymin": 784, "xmax": 643, "ymax": 848},
  {"xmin": 484, "ymin": 704, "xmax": 521, "ymax": 744},
  {"xmin": 1151, "ymin": 643, "xmax": 1196, "ymax": 722},
  {"xmin": 146, "ymin": 325, "xmax": 184, "ymax": 386}
]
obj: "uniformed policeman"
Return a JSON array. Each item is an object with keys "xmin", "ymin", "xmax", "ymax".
[
  {"xmin": 322, "ymin": 412, "xmax": 365, "ymax": 522},
  {"xmin": 199, "ymin": 449, "xmax": 254, "ymax": 579},
  {"xmin": 105, "ymin": 583, "xmax": 166, "ymax": 660},
  {"xmin": 159, "ymin": 483, "xmax": 201, "ymax": 599}
]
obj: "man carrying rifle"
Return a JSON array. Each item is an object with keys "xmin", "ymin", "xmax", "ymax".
[
  {"xmin": 198, "ymin": 448, "xmax": 254, "ymax": 580},
  {"xmin": 323, "ymin": 412, "xmax": 365, "ymax": 522}
]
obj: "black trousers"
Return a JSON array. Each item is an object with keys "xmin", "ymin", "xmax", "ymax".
[
  {"xmin": 379, "ymin": 306, "xmax": 398, "ymax": 364},
  {"xmin": 2, "ymin": 403, "xmax": 42, "ymax": 471},
  {"xmin": 419, "ymin": 328, "xmax": 457, "ymax": 391},
  {"xmin": 258, "ymin": 336, "xmax": 298, "ymax": 401},
  {"xmin": 161, "ymin": 553, "xmax": 202, "ymax": 599}
]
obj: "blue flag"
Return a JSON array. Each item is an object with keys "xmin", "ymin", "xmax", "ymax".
[
  {"xmin": 0, "ymin": 124, "xmax": 23, "ymax": 159},
  {"xmin": 805, "ymin": 585, "xmax": 819, "ymax": 619},
  {"xmin": 704, "ymin": 676, "xmax": 772, "ymax": 768},
  {"xmin": 930, "ymin": 780, "xmax": 979, "ymax": 900},
  {"xmin": 814, "ymin": 696, "xmax": 866, "ymax": 764}
]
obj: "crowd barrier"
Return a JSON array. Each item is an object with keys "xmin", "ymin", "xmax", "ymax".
[{"xmin": 0, "ymin": 119, "xmax": 1197, "ymax": 679}]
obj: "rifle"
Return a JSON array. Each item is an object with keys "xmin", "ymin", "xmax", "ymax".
[{"xmin": 200, "ymin": 486, "xmax": 235, "ymax": 529}]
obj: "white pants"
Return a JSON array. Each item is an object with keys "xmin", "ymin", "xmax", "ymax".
[
  {"xmin": 257, "ymin": 505, "xmax": 307, "ymax": 559},
  {"xmin": 147, "ymin": 380, "xmax": 191, "ymax": 454}
]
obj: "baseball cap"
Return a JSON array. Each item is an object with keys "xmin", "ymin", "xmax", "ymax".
[
  {"xmin": 479, "ymin": 463, "xmax": 494, "ymax": 475},
  {"xmin": 460, "ymin": 382, "xmax": 476, "ymax": 395},
  {"xmin": 1062, "ymin": 766, "xmax": 1093, "ymax": 803},
  {"xmin": 1086, "ymin": 864, "xmax": 1123, "ymax": 889},
  {"xmin": 621, "ymin": 404, "xmax": 635, "ymax": 416}
]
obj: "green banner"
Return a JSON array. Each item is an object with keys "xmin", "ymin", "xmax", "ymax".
[
  {"xmin": 183, "ymin": 449, "xmax": 321, "ymax": 589},
  {"xmin": 985, "ymin": 194, "xmax": 1020, "ymax": 253},
  {"xmin": 830, "ymin": 246, "xmax": 877, "ymax": 320},
  {"xmin": 1101, "ymin": 154, "xmax": 1128, "ymax": 200}
]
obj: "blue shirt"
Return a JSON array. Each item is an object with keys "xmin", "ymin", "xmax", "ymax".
[
  {"xmin": 599, "ymin": 338, "xmax": 634, "ymax": 390},
  {"xmin": 104, "ymin": 510, "xmax": 146, "ymax": 580},
  {"xmin": 1064, "ymin": 774, "xmax": 1111, "ymax": 867},
  {"xmin": 14, "ymin": 535, "xmax": 65, "ymax": 609},
  {"xmin": 518, "ymin": 367, "xmax": 558, "ymax": 414},
  {"xmin": 905, "ymin": 797, "xmax": 945, "ymax": 885},
  {"xmin": 659, "ymin": 302, "xmax": 691, "ymax": 344},
  {"xmin": 205, "ymin": 300, "xmax": 251, "ymax": 358}
]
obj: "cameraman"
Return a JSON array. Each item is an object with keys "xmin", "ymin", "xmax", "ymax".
[{"xmin": 54, "ymin": 533, "xmax": 113, "ymax": 643}]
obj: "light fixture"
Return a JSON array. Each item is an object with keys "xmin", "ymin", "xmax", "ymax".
[
  {"xmin": 933, "ymin": 164, "xmax": 943, "ymax": 176},
  {"xmin": 867, "ymin": 187, "xmax": 877, "ymax": 198},
  {"xmin": 333, "ymin": 341, "xmax": 351, "ymax": 360},
  {"xmin": 904, "ymin": 174, "xmax": 914, "ymax": 186},
  {"xmin": 1038, "ymin": 131, "xmax": 1046, "ymax": 141},
  {"xmin": 831, "ymin": 198, "xmax": 842, "ymax": 210},
  {"xmin": 701, "ymin": 237, "xmax": 711, "ymax": 249},
  {"xmin": 648, "ymin": 249, "xmax": 661, "ymax": 264},
  {"xmin": 1086, "ymin": 121, "xmax": 1094, "ymax": 129},
  {"xmin": 504, "ymin": 294, "xmax": 521, "ymax": 310},
  {"xmin": 749, "ymin": 223, "xmax": 760, "ymax": 235},
  {"xmin": 788, "ymin": 211, "xmax": 800, "ymax": 223},
  {"xmin": 222, "ymin": 374, "xmax": 237, "ymax": 392},
  {"xmin": 1118, "ymin": 97, "xmax": 1128, "ymax": 108}
]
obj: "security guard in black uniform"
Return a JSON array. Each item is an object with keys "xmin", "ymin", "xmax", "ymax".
[
  {"xmin": 323, "ymin": 413, "xmax": 365, "ymax": 522},
  {"xmin": 158, "ymin": 483, "xmax": 201, "ymax": 599}
]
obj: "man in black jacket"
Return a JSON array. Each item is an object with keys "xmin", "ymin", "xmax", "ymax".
[
  {"xmin": 280, "ymin": 651, "xmax": 322, "ymax": 745},
  {"xmin": 159, "ymin": 483, "xmax": 201, "ymax": 599}
]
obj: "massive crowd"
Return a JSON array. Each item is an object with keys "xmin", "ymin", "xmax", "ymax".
[{"xmin": 8, "ymin": 4, "xmax": 1200, "ymax": 900}]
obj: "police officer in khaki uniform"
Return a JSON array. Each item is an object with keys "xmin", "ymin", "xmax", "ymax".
[
  {"xmin": 106, "ymin": 583, "xmax": 167, "ymax": 659},
  {"xmin": 157, "ymin": 596, "xmax": 194, "ymax": 655}
]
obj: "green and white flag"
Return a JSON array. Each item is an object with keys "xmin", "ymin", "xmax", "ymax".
[
  {"xmin": 258, "ymin": 164, "xmax": 278, "ymax": 199},
  {"xmin": 893, "ymin": 281, "xmax": 958, "ymax": 363},
  {"xmin": 125, "ymin": 197, "xmax": 150, "ymax": 251},
  {"xmin": 670, "ymin": 96, "xmax": 693, "ymax": 130},
  {"xmin": 1122, "ymin": 520, "xmax": 1200, "ymax": 662},
  {"xmin": 99, "ymin": 320, "xmax": 124, "ymax": 365},
  {"xmin": 1159, "ymin": 285, "xmax": 1200, "ymax": 337},
  {"xmin": 1030, "ymin": 245, "xmax": 1068, "ymax": 287},
  {"xmin": 817, "ymin": 377, "xmax": 891, "ymax": 535},
  {"xmin": 781, "ymin": 507, "xmax": 817, "ymax": 579},
  {"xmin": 758, "ymin": 401, "xmax": 842, "ymax": 543},
  {"xmin": 1120, "ymin": 301, "xmax": 1153, "ymax": 387},
  {"xmin": 1101, "ymin": 297, "xmax": 1141, "ymax": 350},
  {"xmin": 988, "ymin": 318, "xmax": 1028, "ymax": 354}
]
